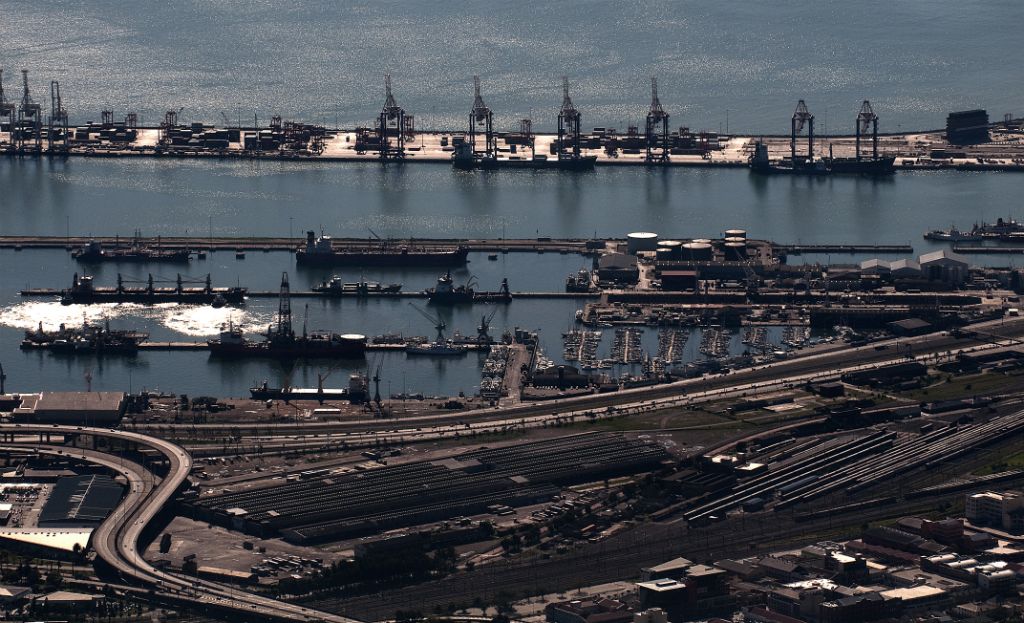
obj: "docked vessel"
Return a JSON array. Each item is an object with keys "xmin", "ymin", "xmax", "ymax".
[
  {"xmin": 923, "ymin": 226, "xmax": 983, "ymax": 242},
  {"xmin": 924, "ymin": 218, "xmax": 1024, "ymax": 242},
  {"xmin": 60, "ymin": 273, "xmax": 246, "ymax": 306},
  {"xmin": 21, "ymin": 319, "xmax": 149, "ymax": 354},
  {"xmin": 749, "ymin": 140, "xmax": 895, "ymax": 176},
  {"xmin": 71, "ymin": 234, "xmax": 191, "ymax": 263},
  {"xmin": 296, "ymin": 231, "xmax": 469, "ymax": 267},
  {"xmin": 312, "ymin": 276, "xmax": 402, "ymax": 296},
  {"xmin": 208, "ymin": 274, "xmax": 365, "ymax": 360},
  {"xmin": 565, "ymin": 269, "xmax": 596, "ymax": 293},
  {"xmin": 425, "ymin": 271, "xmax": 512, "ymax": 305},
  {"xmin": 249, "ymin": 374, "xmax": 368, "ymax": 403}
]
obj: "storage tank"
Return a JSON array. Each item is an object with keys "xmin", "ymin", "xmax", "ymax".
[
  {"xmin": 659, "ymin": 240, "xmax": 683, "ymax": 259},
  {"xmin": 724, "ymin": 229, "xmax": 747, "ymax": 240},
  {"xmin": 338, "ymin": 334, "xmax": 367, "ymax": 355},
  {"xmin": 627, "ymin": 231, "xmax": 659, "ymax": 254},
  {"xmin": 655, "ymin": 246, "xmax": 675, "ymax": 262},
  {"xmin": 692, "ymin": 238, "xmax": 712, "ymax": 246},
  {"xmin": 724, "ymin": 241, "xmax": 747, "ymax": 261},
  {"xmin": 682, "ymin": 242, "xmax": 713, "ymax": 261}
]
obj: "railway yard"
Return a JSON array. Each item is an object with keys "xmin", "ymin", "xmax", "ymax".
[{"xmin": 6, "ymin": 76, "xmax": 1024, "ymax": 623}]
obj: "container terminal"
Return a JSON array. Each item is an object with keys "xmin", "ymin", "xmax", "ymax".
[{"xmin": 2, "ymin": 69, "xmax": 1023, "ymax": 172}]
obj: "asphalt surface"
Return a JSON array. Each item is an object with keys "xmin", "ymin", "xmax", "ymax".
[{"xmin": 0, "ymin": 424, "xmax": 358, "ymax": 623}]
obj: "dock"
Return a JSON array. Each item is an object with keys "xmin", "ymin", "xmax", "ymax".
[
  {"xmin": 135, "ymin": 341, "xmax": 490, "ymax": 352},
  {"xmin": 19, "ymin": 288, "xmax": 598, "ymax": 300},
  {"xmin": 951, "ymin": 246, "xmax": 1024, "ymax": 254},
  {"xmin": 0, "ymin": 235, "xmax": 915, "ymax": 259},
  {"xmin": 776, "ymin": 244, "xmax": 914, "ymax": 255}
]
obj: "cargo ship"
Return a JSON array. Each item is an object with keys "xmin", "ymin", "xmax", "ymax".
[
  {"xmin": 296, "ymin": 231, "xmax": 469, "ymax": 267},
  {"xmin": 207, "ymin": 323, "xmax": 366, "ymax": 360},
  {"xmin": 311, "ymin": 276, "xmax": 402, "ymax": 296},
  {"xmin": 71, "ymin": 236, "xmax": 191, "ymax": 263},
  {"xmin": 21, "ymin": 320, "xmax": 149, "ymax": 354},
  {"xmin": 749, "ymin": 141, "xmax": 895, "ymax": 176},
  {"xmin": 60, "ymin": 273, "xmax": 246, "ymax": 306},
  {"xmin": 208, "ymin": 274, "xmax": 365, "ymax": 360},
  {"xmin": 425, "ymin": 271, "xmax": 512, "ymax": 305},
  {"xmin": 249, "ymin": 374, "xmax": 368, "ymax": 403}
]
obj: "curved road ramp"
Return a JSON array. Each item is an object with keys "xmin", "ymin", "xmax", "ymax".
[{"xmin": 0, "ymin": 423, "xmax": 359, "ymax": 623}]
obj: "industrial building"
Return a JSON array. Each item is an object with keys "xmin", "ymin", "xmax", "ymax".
[
  {"xmin": 8, "ymin": 391, "xmax": 126, "ymax": 425},
  {"xmin": 966, "ymin": 490, "xmax": 1024, "ymax": 533},
  {"xmin": 918, "ymin": 250, "xmax": 970, "ymax": 285},
  {"xmin": 39, "ymin": 475, "xmax": 123, "ymax": 527},
  {"xmin": 946, "ymin": 109, "xmax": 990, "ymax": 145}
]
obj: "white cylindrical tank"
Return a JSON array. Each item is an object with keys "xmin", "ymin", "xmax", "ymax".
[
  {"xmin": 724, "ymin": 229, "xmax": 747, "ymax": 239},
  {"xmin": 627, "ymin": 231, "xmax": 659, "ymax": 254}
]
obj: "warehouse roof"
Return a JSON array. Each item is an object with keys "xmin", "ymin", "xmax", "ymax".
[{"xmin": 919, "ymin": 249, "xmax": 969, "ymax": 266}]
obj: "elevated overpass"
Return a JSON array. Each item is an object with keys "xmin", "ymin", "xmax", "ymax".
[{"xmin": 0, "ymin": 424, "xmax": 358, "ymax": 623}]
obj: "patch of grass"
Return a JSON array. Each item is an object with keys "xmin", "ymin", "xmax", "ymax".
[
  {"xmin": 974, "ymin": 450, "xmax": 1024, "ymax": 476},
  {"xmin": 898, "ymin": 371, "xmax": 1020, "ymax": 402}
]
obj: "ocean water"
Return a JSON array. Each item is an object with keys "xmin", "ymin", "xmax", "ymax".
[{"xmin": 2, "ymin": 1, "xmax": 1021, "ymax": 133}]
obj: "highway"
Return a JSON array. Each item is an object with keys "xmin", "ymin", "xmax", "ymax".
[
  {"xmin": 140, "ymin": 317, "xmax": 1024, "ymax": 459},
  {"xmin": 0, "ymin": 424, "xmax": 359, "ymax": 623}
]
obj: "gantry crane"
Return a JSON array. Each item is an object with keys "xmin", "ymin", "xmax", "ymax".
[
  {"xmin": 790, "ymin": 99, "xmax": 814, "ymax": 163},
  {"xmin": 645, "ymin": 77, "xmax": 670, "ymax": 163},
  {"xmin": 469, "ymin": 75, "xmax": 496, "ymax": 162},
  {"xmin": 557, "ymin": 76, "xmax": 582, "ymax": 161},
  {"xmin": 0, "ymin": 70, "xmax": 15, "ymax": 144},
  {"xmin": 856, "ymin": 100, "xmax": 879, "ymax": 161},
  {"xmin": 48, "ymin": 81, "xmax": 68, "ymax": 153},
  {"xmin": 16, "ymin": 70, "xmax": 42, "ymax": 153},
  {"xmin": 378, "ymin": 74, "xmax": 407, "ymax": 162}
]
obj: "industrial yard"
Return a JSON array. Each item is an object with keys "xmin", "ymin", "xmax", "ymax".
[{"xmin": 3, "ymin": 2, "xmax": 1024, "ymax": 622}]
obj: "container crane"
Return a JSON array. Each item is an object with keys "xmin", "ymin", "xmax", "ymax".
[
  {"xmin": 469, "ymin": 75, "xmax": 496, "ymax": 161},
  {"xmin": 557, "ymin": 76, "xmax": 582, "ymax": 161},
  {"xmin": 645, "ymin": 77, "xmax": 670, "ymax": 163},
  {"xmin": 856, "ymin": 100, "xmax": 879, "ymax": 161},
  {"xmin": 791, "ymin": 99, "xmax": 814, "ymax": 163},
  {"xmin": 378, "ymin": 74, "xmax": 406, "ymax": 162}
]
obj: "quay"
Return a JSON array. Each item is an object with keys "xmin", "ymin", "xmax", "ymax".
[
  {"xmin": 2, "ymin": 123, "xmax": 1024, "ymax": 172},
  {"xmin": 18, "ymin": 288, "xmax": 598, "ymax": 300},
  {"xmin": 135, "ymin": 341, "xmax": 489, "ymax": 352},
  {"xmin": 777, "ymin": 244, "xmax": 914, "ymax": 255},
  {"xmin": 952, "ymin": 245, "xmax": 1024, "ymax": 254},
  {"xmin": 0, "ymin": 235, "xmax": 912, "ymax": 257}
]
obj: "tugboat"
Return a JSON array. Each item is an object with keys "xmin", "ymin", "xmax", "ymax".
[
  {"xmin": 312, "ymin": 276, "xmax": 402, "ymax": 296},
  {"xmin": 72, "ymin": 233, "xmax": 191, "ymax": 263},
  {"xmin": 207, "ymin": 274, "xmax": 365, "ymax": 359}
]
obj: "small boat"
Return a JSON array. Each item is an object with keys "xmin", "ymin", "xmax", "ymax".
[{"xmin": 488, "ymin": 253, "xmax": 499, "ymax": 261}]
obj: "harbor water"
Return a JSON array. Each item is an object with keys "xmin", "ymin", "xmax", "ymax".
[{"xmin": 0, "ymin": 157, "xmax": 1022, "ymax": 397}]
